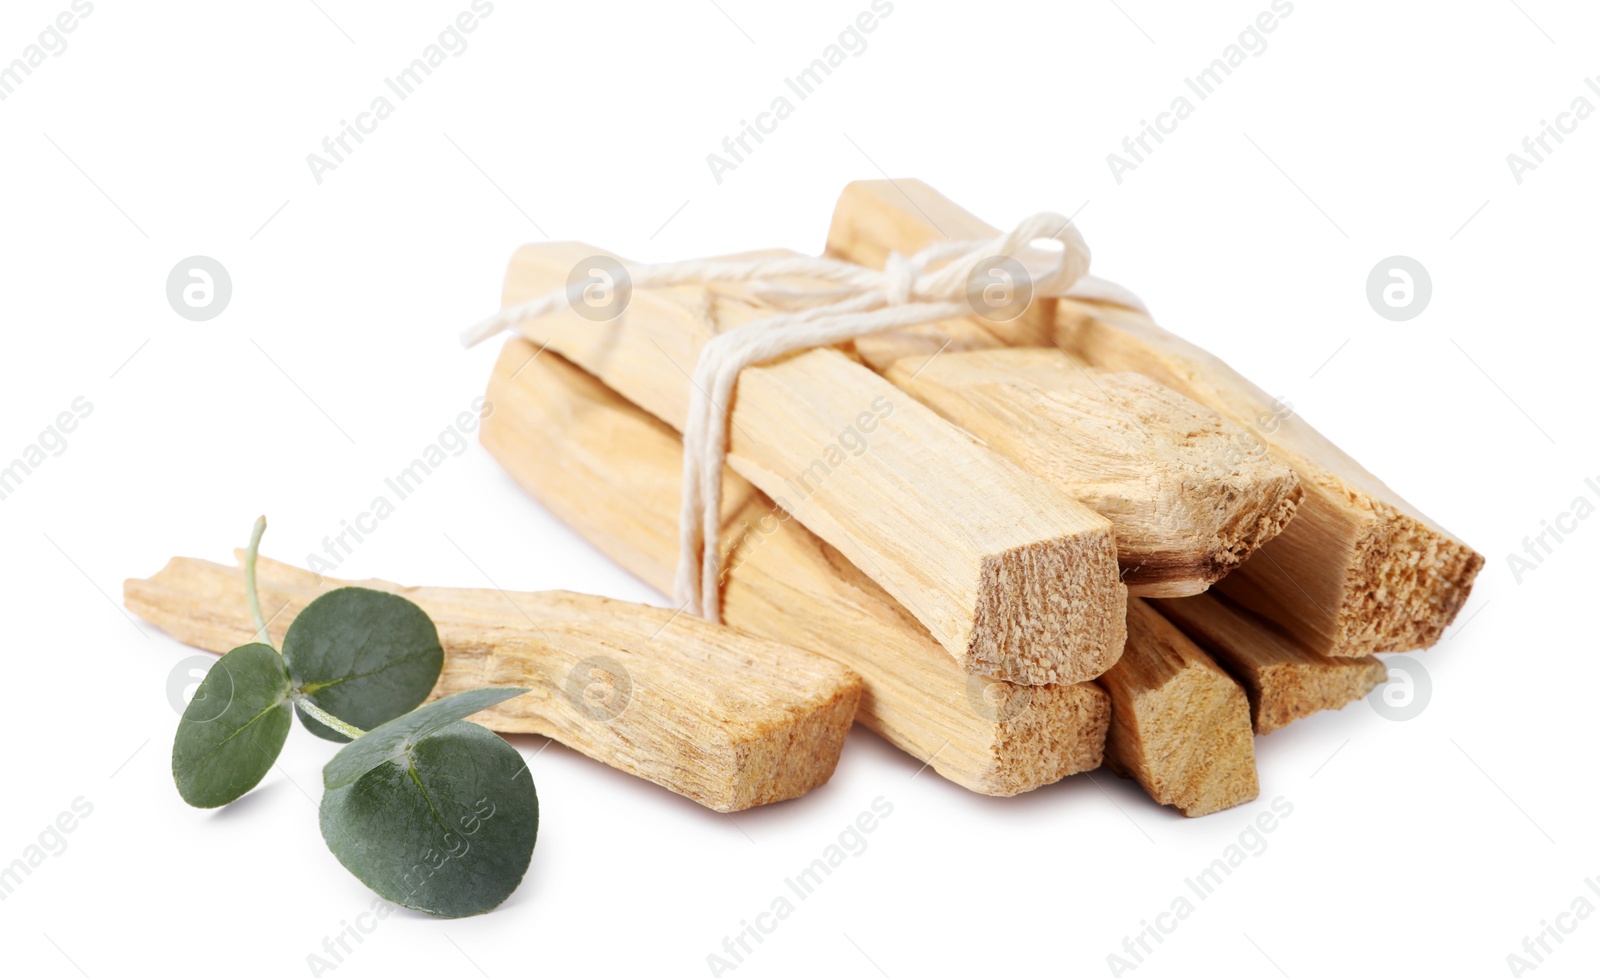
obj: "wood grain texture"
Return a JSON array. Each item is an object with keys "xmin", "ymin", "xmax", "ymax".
[
  {"xmin": 125, "ymin": 557, "xmax": 861, "ymax": 813},
  {"xmin": 1098, "ymin": 600, "xmax": 1260, "ymax": 817},
  {"xmin": 853, "ymin": 316, "xmax": 1007, "ymax": 374},
  {"xmin": 480, "ymin": 339, "xmax": 1112, "ymax": 796},
  {"xmin": 701, "ymin": 255, "xmax": 1299, "ymax": 596},
  {"xmin": 1152, "ymin": 592, "xmax": 1388, "ymax": 734},
  {"xmin": 496, "ymin": 242, "xmax": 1127, "ymax": 685},
  {"xmin": 885, "ymin": 347, "xmax": 1303, "ymax": 596},
  {"xmin": 825, "ymin": 178, "xmax": 1485, "ymax": 658}
]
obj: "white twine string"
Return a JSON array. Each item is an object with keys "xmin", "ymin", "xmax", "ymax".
[{"xmin": 460, "ymin": 215, "xmax": 1145, "ymax": 624}]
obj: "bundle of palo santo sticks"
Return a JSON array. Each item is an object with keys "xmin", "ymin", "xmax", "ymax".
[{"xmin": 127, "ymin": 180, "xmax": 1483, "ymax": 817}]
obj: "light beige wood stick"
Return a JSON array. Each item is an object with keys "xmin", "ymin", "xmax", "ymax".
[
  {"xmin": 852, "ymin": 316, "xmax": 1007, "ymax": 374},
  {"xmin": 825, "ymin": 179, "xmax": 1485, "ymax": 658},
  {"xmin": 496, "ymin": 243, "xmax": 1126, "ymax": 685},
  {"xmin": 1099, "ymin": 600, "xmax": 1260, "ymax": 817},
  {"xmin": 883, "ymin": 347, "xmax": 1302, "ymax": 597},
  {"xmin": 1152, "ymin": 592, "xmax": 1387, "ymax": 734},
  {"xmin": 699, "ymin": 257, "xmax": 1301, "ymax": 597},
  {"xmin": 481, "ymin": 339, "xmax": 1113, "ymax": 796},
  {"xmin": 125, "ymin": 558, "xmax": 860, "ymax": 813}
]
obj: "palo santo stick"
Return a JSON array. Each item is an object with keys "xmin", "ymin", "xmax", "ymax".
[
  {"xmin": 1100, "ymin": 600, "xmax": 1260, "ymax": 817},
  {"xmin": 701, "ymin": 255, "xmax": 1299, "ymax": 596},
  {"xmin": 497, "ymin": 243, "xmax": 1126, "ymax": 685},
  {"xmin": 481, "ymin": 339, "xmax": 1112, "ymax": 795},
  {"xmin": 125, "ymin": 558, "xmax": 861, "ymax": 813},
  {"xmin": 825, "ymin": 178, "xmax": 1485, "ymax": 658},
  {"xmin": 884, "ymin": 348, "xmax": 1302, "ymax": 597},
  {"xmin": 1061, "ymin": 299, "xmax": 1483, "ymax": 658},
  {"xmin": 1152, "ymin": 592, "xmax": 1387, "ymax": 734}
]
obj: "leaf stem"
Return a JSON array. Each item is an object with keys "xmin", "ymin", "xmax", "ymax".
[
  {"xmin": 245, "ymin": 515, "xmax": 269, "ymax": 645},
  {"xmin": 292, "ymin": 695, "xmax": 367, "ymax": 740}
]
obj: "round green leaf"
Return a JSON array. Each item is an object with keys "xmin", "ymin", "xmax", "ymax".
[
  {"xmin": 282, "ymin": 587, "xmax": 444, "ymax": 742},
  {"xmin": 319, "ymin": 720, "xmax": 538, "ymax": 917},
  {"xmin": 172, "ymin": 643, "xmax": 293, "ymax": 808},
  {"xmin": 322, "ymin": 687, "xmax": 528, "ymax": 790}
]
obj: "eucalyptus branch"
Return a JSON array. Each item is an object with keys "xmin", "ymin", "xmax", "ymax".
[
  {"xmin": 245, "ymin": 515, "xmax": 269, "ymax": 644},
  {"xmin": 292, "ymin": 695, "xmax": 367, "ymax": 741},
  {"xmin": 170, "ymin": 515, "xmax": 537, "ymax": 916}
]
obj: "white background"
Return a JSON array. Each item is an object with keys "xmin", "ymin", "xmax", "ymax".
[{"xmin": 1, "ymin": 1, "xmax": 1596, "ymax": 975}]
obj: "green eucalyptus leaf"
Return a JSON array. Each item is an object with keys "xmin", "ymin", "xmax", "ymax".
[
  {"xmin": 172, "ymin": 643, "xmax": 293, "ymax": 808},
  {"xmin": 281, "ymin": 587, "xmax": 444, "ymax": 742},
  {"xmin": 320, "ymin": 720, "xmax": 538, "ymax": 917},
  {"xmin": 322, "ymin": 687, "xmax": 528, "ymax": 790}
]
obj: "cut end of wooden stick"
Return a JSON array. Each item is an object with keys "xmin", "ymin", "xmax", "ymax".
[
  {"xmin": 1193, "ymin": 476, "xmax": 1303, "ymax": 593},
  {"xmin": 981, "ymin": 681, "xmax": 1113, "ymax": 794},
  {"xmin": 1099, "ymin": 600, "xmax": 1259, "ymax": 817},
  {"xmin": 715, "ymin": 680, "xmax": 863, "ymax": 812},
  {"xmin": 1341, "ymin": 501, "xmax": 1486, "ymax": 654},
  {"xmin": 1250, "ymin": 657, "xmax": 1388, "ymax": 735},
  {"xmin": 1053, "ymin": 297, "xmax": 1488, "ymax": 657},
  {"xmin": 1213, "ymin": 483, "xmax": 1486, "ymax": 657},
  {"xmin": 972, "ymin": 531, "xmax": 1127, "ymax": 684},
  {"xmin": 1153, "ymin": 591, "xmax": 1388, "ymax": 734},
  {"xmin": 885, "ymin": 347, "xmax": 1303, "ymax": 598}
]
